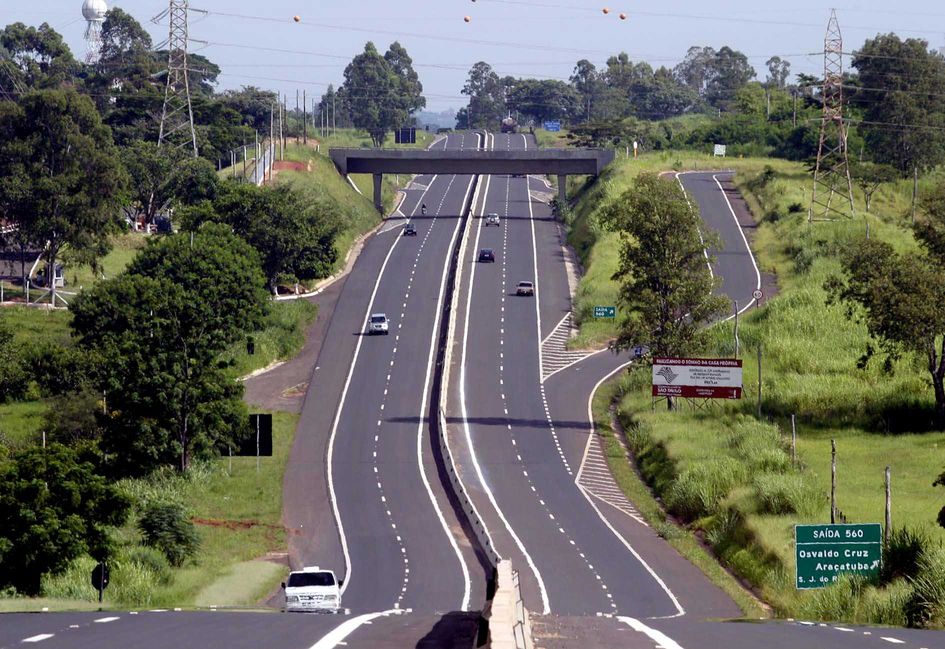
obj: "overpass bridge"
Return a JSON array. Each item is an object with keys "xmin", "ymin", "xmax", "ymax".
[{"xmin": 329, "ymin": 146, "xmax": 615, "ymax": 212}]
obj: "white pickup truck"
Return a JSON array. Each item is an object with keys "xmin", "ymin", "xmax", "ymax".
[{"xmin": 282, "ymin": 566, "xmax": 343, "ymax": 613}]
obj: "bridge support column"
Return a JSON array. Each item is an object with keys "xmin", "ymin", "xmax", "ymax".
[
  {"xmin": 372, "ymin": 173, "xmax": 384, "ymax": 214},
  {"xmin": 557, "ymin": 174, "xmax": 568, "ymax": 206}
]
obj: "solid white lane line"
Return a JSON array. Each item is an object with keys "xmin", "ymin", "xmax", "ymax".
[
  {"xmin": 713, "ymin": 173, "xmax": 762, "ymax": 315},
  {"xmin": 881, "ymin": 639, "xmax": 905, "ymax": 645},
  {"xmin": 94, "ymin": 617, "xmax": 120, "ymax": 623},
  {"xmin": 414, "ymin": 171, "xmax": 475, "ymax": 611},
  {"xmin": 619, "ymin": 617, "xmax": 685, "ymax": 649},
  {"xmin": 674, "ymin": 172, "xmax": 714, "ymax": 280},
  {"xmin": 308, "ymin": 610, "xmax": 403, "ymax": 649},
  {"xmin": 21, "ymin": 634, "xmax": 55, "ymax": 643},
  {"xmin": 459, "ymin": 144, "xmax": 551, "ymax": 615},
  {"xmin": 326, "ymin": 174, "xmax": 441, "ymax": 596},
  {"xmin": 576, "ymin": 361, "xmax": 686, "ymax": 618}
]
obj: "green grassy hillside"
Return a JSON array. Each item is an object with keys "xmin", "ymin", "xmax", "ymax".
[{"xmin": 572, "ymin": 151, "xmax": 945, "ymax": 625}]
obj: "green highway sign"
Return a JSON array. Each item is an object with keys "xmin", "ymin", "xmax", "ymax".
[
  {"xmin": 594, "ymin": 306, "xmax": 616, "ymax": 319},
  {"xmin": 795, "ymin": 523, "xmax": 882, "ymax": 589}
]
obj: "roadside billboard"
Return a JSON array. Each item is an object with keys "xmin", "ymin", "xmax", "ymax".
[{"xmin": 651, "ymin": 357, "xmax": 743, "ymax": 399}]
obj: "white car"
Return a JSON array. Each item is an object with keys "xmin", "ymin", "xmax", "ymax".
[
  {"xmin": 369, "ymin": 313, "xmax": 389, "ymax": 335},
  {"xmin": 485, "ymin": 213, "xmax": 500, "ymax": 226},
  {"xmin": 282, "ymin": 566, "xmax": 342, "ymax": 613}
]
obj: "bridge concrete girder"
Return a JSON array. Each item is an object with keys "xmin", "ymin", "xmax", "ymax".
[{"xmin": 329, "ymin": 147, "xmax": 615, "ymax": 213}]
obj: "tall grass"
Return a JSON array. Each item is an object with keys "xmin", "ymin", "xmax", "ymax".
[{"xmin": 578, "ymin": 155, "xmax": 945, "ymax": 626}]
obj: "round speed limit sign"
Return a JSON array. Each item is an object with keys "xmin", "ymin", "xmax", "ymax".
[{"xmin": 752, "ymin": 289, "xmax": 764, "ymax": 301}]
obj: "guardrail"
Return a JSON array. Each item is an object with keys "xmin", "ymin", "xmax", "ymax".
[{"xmin": 430, "ymin": 161, "xmax": 501, "ymax": 570}]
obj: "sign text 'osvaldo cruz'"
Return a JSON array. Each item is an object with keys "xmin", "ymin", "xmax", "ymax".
[
  {"xmin": 795, "ymin": 524, "xmax": 882, "ymax": 589},
  {"xmin": 651, "ymin": 358, "xmax": 743, "ymax": 400}
]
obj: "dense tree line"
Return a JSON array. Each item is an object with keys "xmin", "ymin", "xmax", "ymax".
[{"xmin": 0, "ymin": 9, "xmax": 394, "ymax": 595}]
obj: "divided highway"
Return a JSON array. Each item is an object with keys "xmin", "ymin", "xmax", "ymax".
[
  {"xmin": 7, "ymin": 145, "xmax": 945, "ymax": 649},
  {"xmin": 448, "ymin": 134, "xmax": 739, "ymax": 620}
]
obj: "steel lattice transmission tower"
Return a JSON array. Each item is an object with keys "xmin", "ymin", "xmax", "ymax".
[
  {"xmin": 157, "ymin": 0, "xmax": 198, "ymax": 157},
  {"xmin": 809, "ymin": 9, "xmax": 855, "ymax": 222}
]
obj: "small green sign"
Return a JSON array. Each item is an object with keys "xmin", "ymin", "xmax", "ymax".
[
  {"xmin": 795, "ymin": 523, "xmax": 882, "ymax": 589},
  {"xmin": 594, "ymin": 306, "xmax": 616, "ymax": 319}
]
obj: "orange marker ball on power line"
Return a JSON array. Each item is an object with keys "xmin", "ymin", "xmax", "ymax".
[
  {"xmin": 464, "ymin": 15, "xmax": 471, "ymax": 22},
  {"xmin": 602, "ymin": 7, "xmax": 610, "ymax": 14},
  {"xmin": 619, "ymin": 12, "xmax": 626, "ymax": 19},
  {"xmin": 293, "ymin": 15, "xmax": 301, "ymax": 22}
]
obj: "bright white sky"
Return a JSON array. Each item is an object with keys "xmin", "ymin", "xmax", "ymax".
[{"xmin": 10, "ymin": 1, "xmax": 945, "ymax": 110}]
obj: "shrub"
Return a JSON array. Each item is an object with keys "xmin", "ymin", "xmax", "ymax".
[
  {"xmin": 882, "ymin": 527, "xmax": 934, "ymax": 584},
  {"xmin": 753, "ymin": 472, "xmax": 822, "ymax": 516},
  {"xmin": 905, "ymin": 545, "xmax": 945, "ymax": 628},
  {"xmin": 799, "ymin": 574, "xmax": 868, "ymax": 622},
  {"xmin": 138, "ymin": 501, "xmax": 201, "ymax": 567},
  {"xmin": 124, "ymin": 546, "xmax": 173, "ymax": 586},
  {"xmin": 664, "ymin": 458, "xmax": 747, "ymax": 521}
]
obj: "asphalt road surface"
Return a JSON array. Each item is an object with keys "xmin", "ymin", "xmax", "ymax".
[
  {"xmin": 285, "ymin": 131, "xmax": 486, "ymax": 615},
  {"xmin": 6, "ymin": 143, "xmax": 945, "ymax": 649}
]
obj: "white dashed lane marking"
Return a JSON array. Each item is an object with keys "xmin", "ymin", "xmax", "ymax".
[
  {"xmin": 94, "ymin": 617, "xmax": 120, "ymax": 623},
  {"xmin": 21, "ymin": 634, "xmax": 55, "ymax": 643},
  {"xmin": 369, "ymin": 170, "xmax": 460, "ymax": 608},
  {"xmin": 488, "ymin": 169, "xmax": 617, "ymax": 613}
]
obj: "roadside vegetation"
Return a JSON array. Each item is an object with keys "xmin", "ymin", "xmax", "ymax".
[
  {"xmin": 573, "ymin": 154, "xmax": 945, "ymax": 625},
  {"xmin": 0, "ymin": 9, "xmax": 425, "ymax": 608}
]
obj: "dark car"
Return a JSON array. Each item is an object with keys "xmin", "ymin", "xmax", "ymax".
[
  {"xmin": 403, "ymin": 223, "xmax": 417, "ymax": 236},
  {"xmin": 478, "ymin": 248, "xmax": 495, "ymax": 263}
]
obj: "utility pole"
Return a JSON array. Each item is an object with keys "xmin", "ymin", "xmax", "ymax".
[
  {"xmin": 269, "ymin": 102, "xmax": 274, "ymax": 184},
  {"xmin": 885, "ymin": 466, "xmax": 892, "ymax": 545},
  {"xmin": 332, "ymin": 93, "xmax": 336, "ymax": 135},
  {"xmin": 157, "ymin": 0, "xmax": 198, "ymax": 157},
  {"xmin": 793, "ymin": 90, "xmax": 797, "ymax": 128},
  {"xmin": 912, "ymin": 166, "xmax": 919, "ymax": 225},
  {"xmin": 809, "ymin": 9, "xmax": 855, "ymax": 222},
  {"xmin": 831, "ymin": 440, "xmax": 837, "ymax": 524},
  {"xmin": 303, "ymin": 90, "xmax": 307, "ymax": 144}
]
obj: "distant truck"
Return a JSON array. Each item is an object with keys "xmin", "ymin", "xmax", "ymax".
[
  {"xmin": 282, "ymin": 566, "xmax": 342, "ymax": 613},
  {"xmin": 500, "ymin": 116, "xmax": 518, "ymax": 133}
]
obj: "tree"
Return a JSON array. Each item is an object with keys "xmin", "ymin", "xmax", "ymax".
[
  {"xmin": 629, "ymin": 67, "xmax": 697, "ymax": 120},
  {"xmin": 827, "ymin": 237, "xmax": 945, "ymax": 428},
  {"xmin": 71, "ymin": 224, "xmax": 268, "ymax": 473},
  {"xmin": 0, "ymin": 444, "xmax": 130, "ymax": 595},
  {"xmin": 138, "ymin": 501, "xmax": 200, "ymax": 567},
  {"xmin": 0, "ymin": 89, "xmax": 127, "ymax": 306},
  {"xmin": 850, "ymin": 161, "xmax": 899, "ymax": 212},
  {"xmin": 705, "ymin": 46, "xmax": 756, "ymax": 110},
  {"xmin": 852, "ymin": 35, "xmax": 945, "ymax": 173},
  {"xmin": 121, "ymin": 141, "xmax": 185, "ymax": 226},
  {"xmin": 509, "ymin": 79, "xmax": 579, "ymax": 124},
  {"xmin": 570, "ymin": 59, "xmax": 600, "ymax": 122},
  {"xmin": 765, "ymin": 56, "xmax": 792, "ymax": 89},
  {"xmin": 188, "ymin": 183, "xmax": 339, "ymax": 293},
  {"xmin": 384, "ymin": 41, "xmax": 425, "ymax": 117},
  {"xmin": 89, "ymin": 9, "xmax": 164, "ymax": 145},
  {"xmin": 0, "ymin": 22, "xmax": 77, "ymax": 89},
  {"xmin": 459, "ymin": 61, "xmax": 505, "ymax": 128},
  {"xmin": 674, "ymin": 46, "xmax": 716, "ymax": 96},
  {"xmin": 219, "ymin": 86, "xmax": 279, "ymax": 132},
  {"xmin": 601, "ymin": 173, "xmax": 728, "ymax": 405},
  {"xmin": 0, "ymin": 316, "xmax": 28, "ymax": 403},
  {"xmin": 340, "ymin": 42, "xmax": 404, "ymax": 146}
]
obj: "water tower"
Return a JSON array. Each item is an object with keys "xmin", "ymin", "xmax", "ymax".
[{"xmin": 82, "ymin": 0, "xmax": 108, "ymax": 64}]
